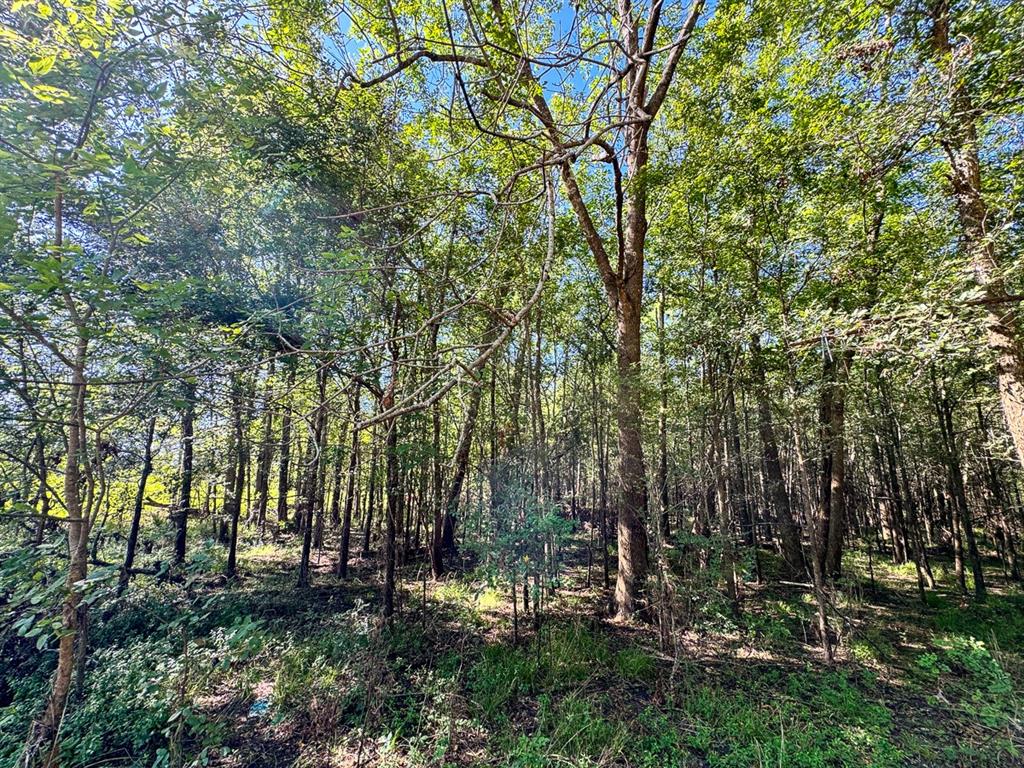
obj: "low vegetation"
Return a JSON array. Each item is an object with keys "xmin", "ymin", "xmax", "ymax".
[{"xmin": 2, "ymin": 0, "xmax": 1023, "ymax": 766}]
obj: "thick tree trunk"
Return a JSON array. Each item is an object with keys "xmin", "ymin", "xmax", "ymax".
[
  {"xmin": 931, "ymin": 0, "xmax": 1024, "ymax": 469},
  {"xmin": 613, "ymin": 293, "xmax": 650, "ymax": 620},
  {"xmin": 818, "ymin": 347, "xmax": 851, "ymax": 578}
]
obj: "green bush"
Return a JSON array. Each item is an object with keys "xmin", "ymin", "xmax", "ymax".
[{"xmin": 922, "ymin": 636, "xmax": 1020, "ymax": 731}]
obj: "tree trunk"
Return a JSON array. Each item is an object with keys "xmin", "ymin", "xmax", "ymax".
[
  {"xmin": 174, "ymin": 381, "xmax": 195, "ymax": 564},
  {"xmin": 27, "ymin": 336, "xmax": 90, "ymax": 767},
  {"xmin": 118, "ymin": 416, "xmax": 156, "ymax": 596},
  {"xmin": 254, "ymin": 371, "xmax": 276, "ymax": 534},
  {"xmin": 298, "ymin": 365, "xmax": 329, "ymax": 588},
  {"xmin": 819, "ymin": 347, "xmax": 851, "ymax": 578},
  {"xmin": 931, "ymin": 0, "xmax": 1024, "ymax": 469},
  {"xmin": 429, "ymin": 400, "xmax": 445, "ymax": 579},
  {"xmin": 726, "ymin": 365, "xmax": 754, "ymax": 547},
  {"xmin": 440, "ymin": 381, "xmax": 484, "ymax": 559},
  {"xmin": 657, "ymin": 290, "xmax": 670, "ymax": 539},
  {"xmin": 276, "ymin": 365, "xmax": 296, "ymax": 529},
  {"xmin": 383, "ymin": 413, "xmax": 399, "ymax": 618},
  {"xmin": 932, "ymin": 369, "xmax": 986, "ymax": 600},
  {"xmin": 362, "ymin": 440, "xmax": 378, "ymax": 558},
  {"xmin": 708, "ymin": 367, "xmax": 740, "ymax": 616},
  {"xmin": 225, "ymin": 378, "xmax": 246, "ymax": 578},
  {"xmin": 613, "ymin": 293, "xmax": 650, "ymax": 620},
  {"xmin": 750, "ymin": 335, "xmax": 804, "ymax": 573}
]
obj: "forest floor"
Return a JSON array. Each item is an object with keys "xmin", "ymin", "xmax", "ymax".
[
  {"xmin": 7, "ymin": 529, "xmax": 1022, "ymax": 768},
  {"xmin": 166, "ymin": 529, "xmax": 1024, "ymax": 768}
]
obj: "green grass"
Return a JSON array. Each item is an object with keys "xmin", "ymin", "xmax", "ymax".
[
  {"xmin": 676, "ymin": 668, "xmax": 904, "ymax": 768},
  {"xmin": 4, "ymin": 531, "xmax": 1022, "ymax": 768}
]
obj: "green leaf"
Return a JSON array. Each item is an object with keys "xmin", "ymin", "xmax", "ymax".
[{"xmin": 28, "ymin": 55, "xmax": 56, "ymax": 75}]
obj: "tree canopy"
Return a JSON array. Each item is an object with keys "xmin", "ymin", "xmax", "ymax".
[{"xmin": 1, "ymin": 0, "xmax": 1023, "ymax": 766}]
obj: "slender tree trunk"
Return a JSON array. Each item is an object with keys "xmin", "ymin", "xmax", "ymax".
[
  {"xmin": 726, "ymin": 365, "xmax": 754, "ymax": 547},
  {"xmin": 298, "ymin": 365, "xmax": 329, "ymax": 588},
  {"xmin": 118, "ymin": 416, "xmax": 156, "ymax": 596},
  {"xmin": 709, "ymin": 368, "xmax": 740, "ymax": 616},
  {"xmin": 441, "ymin": 381, "xmax": 484, "ymax": 557},
  {"xmin": 32, "ymin": 432, "xmax": 49, "ymax": 545},
  {"xmin": 751, "ymin": 334, "xmax": 804, "ymax": 573},
  {"xmin": 977, "ymin": 400, "xmax": 1020, "ymax": 580},
  {"xmin": 430, "ymin": 400, "xmax": 445, "ymax": 579},
  {"xmin": 658, "ymin": 290, "xmax": 670, "ymax": 539},
  {"xmin": 329, "ymin": 437, "xmax": 346, "ymax": 530},
  {"xmin": 276, "ymin": 365, "xmax": 296, "ymax": 530},
  {"xmin": 382, "ymin": 414, "xmax": 399, "ymax": 617},
  {"xmin": 174, "ymin": 381, "xmax": 195, "ymax": 564},
  {"xmin": 362, "ymin": 440, "xmax": 378, "ymax": 558},
  {"xmin": 932, "ymin": 369, "xmax": 986, "ymax": 600},
  {"xmin": 225, "ymin": 379, "xmax": 246, "ymax": 579},
  {"xmin": 254, "ymin": 371, "xmax": 276, "ymax": 534},
  {"xmin": 819, "ymin": 347, "xmax": 851, "ymax": 578},
  {"xmin": 27, "ymin": 336, "xmax": 90, "ymax": 767}
]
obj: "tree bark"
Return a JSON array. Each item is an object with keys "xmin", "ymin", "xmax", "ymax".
[
  {"xmin": 657, "ymin": 290, "xmax": 670, "ymax": 539},
  {"xmin": 708, "ymin": 364, "xmax": 740, "ymax": 616},
  {"xmin": 440, "ymin": 381, "xmax": 484, "ymax": 558},
  {"xmin": 118, "ymin": 416, "xmax": 156, "ymax": 597},
  {"xmin": 750, "ymin": 335, "xmax": 804, "ymax": 573},
  {"xmin": 225, "ymin": 378, "xmax": 246, "ymax": 578},
  {"xmin": 931, "ymin": 0, "xmax": 1024, "ymax": 469},
  {"xmin": 932, "ymin": 368, "xmax": 986, "ymax": 600},
  {"xmin": 173, "ymin": 381, "xmax": 195, "ymax": 564},
  {"xmin": 613, "ymin": 292, "xmax": 650, "ymax": 620},
  {"xmin": 276, "ymin": 365, "xmax": 296, "ymax": 529},
  {"xmin": 298, "ymin": 365, "xmax": 329, "ymax": 588},
  {"xmin": 725, "ymin": 365, "xmax": 754, "ymax": 547},
  {"xmin": 27, "ymin": 336, "xmax": 90, "ymax": 767},
  {"xmin": 817, "ymin": 346, "xmax": 851, "ymax": 578},
  {"xmin": 362, "ymin": 440, "xmax": 378, "ymax": 558},
  {"xmin": 337, "ymin": 393, "xmax": 360, "ymax": 578},
  {"xmin": 253, "ymin": 371, "xmax": 276, "ymax": 533},
  {"xmin": 429, "ymin": 400, "xmax": 445, "ymax": 579}
]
